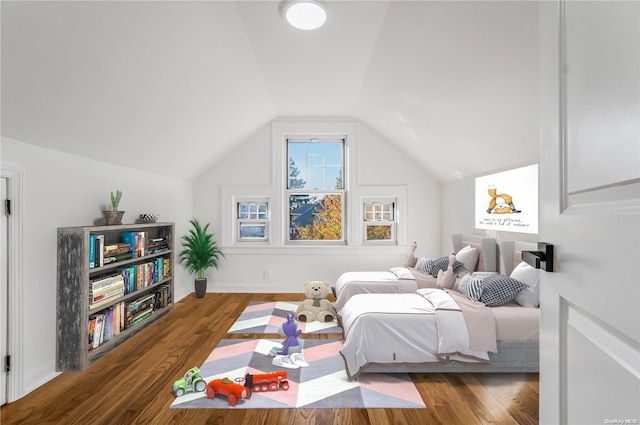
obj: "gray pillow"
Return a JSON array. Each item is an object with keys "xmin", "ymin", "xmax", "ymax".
[
  {"xmin": 429, "ymin": 256, "xmax": 465, "ymax": 277},
  {"xmin": 459, "ymin": 274, "xmax": 483, "ymax": 301}
]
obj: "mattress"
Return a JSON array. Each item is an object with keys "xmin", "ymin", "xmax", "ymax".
[{"xmin": 338, "ymin": 291, "xmax": 539, "ymax": 379}]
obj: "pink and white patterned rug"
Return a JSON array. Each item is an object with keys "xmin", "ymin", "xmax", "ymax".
[
  {"xmin": 170, "ymin": 338, "xmax": 426, "ymax": 409},
  {"xmin": 227, "ymin": 301, "xmax": 342, "ymax": 334}
]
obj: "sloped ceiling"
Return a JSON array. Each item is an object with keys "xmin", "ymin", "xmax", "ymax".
[{"xmin": 1, "ymin": 1, "xmax": 539, "ymax": 182}]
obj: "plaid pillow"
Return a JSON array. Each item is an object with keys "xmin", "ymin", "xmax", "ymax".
[
  {"xmin": 480, "ymin": 275, "xmax": 527, "ymax": 307},
  {"xmin": 429, "ymin": 257, "xmax": 465, "ymax": 277}
]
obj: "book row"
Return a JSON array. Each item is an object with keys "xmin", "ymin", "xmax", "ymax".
[
  {"xmin": 89, "ymin": 232, "xmax": 169, "ymax": 269},
  {"xmin": 89, "ymin": 257, "xmax": 171, "ymax": 309},
  {"xmin": 88, "ymin": 284, "xmax": 171, "ymax": 351}
]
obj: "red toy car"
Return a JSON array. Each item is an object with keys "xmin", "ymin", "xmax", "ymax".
[
  {"xmin": 244, "ymin": 371, "xmax": 289, "ymax": 392},
  {"xmin": 205, "ymin": 377, "xmax": 251, "ymax": 406}
]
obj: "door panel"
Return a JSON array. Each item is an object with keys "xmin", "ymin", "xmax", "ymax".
[
  {"xmin": 1, "ymin": 177, "xmax": 7, "ymax": 405},
  {"xmin": 539, "ymin": 1, "xmax": 640, "ymax": 424}
]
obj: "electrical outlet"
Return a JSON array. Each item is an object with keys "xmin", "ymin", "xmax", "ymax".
[{"xmin": 263, "ymin": 269, "xmax": 271, "ymax": 280}]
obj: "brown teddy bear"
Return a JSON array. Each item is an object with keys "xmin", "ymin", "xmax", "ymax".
[{"xmin": 295, "ymin": 281, "xmax": 337, "ymax": 323}]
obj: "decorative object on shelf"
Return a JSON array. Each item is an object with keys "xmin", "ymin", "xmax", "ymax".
[
  {"xmin": 139, "ymin": 213, "xmax": 159, "ymax": 223},
  {"xmin": 103, "ymin": 190, "xmax": 125, "ymax": 225},
  {"xmin": 178, "ymin": 218, "xmax": 225, "ymax": 298}
]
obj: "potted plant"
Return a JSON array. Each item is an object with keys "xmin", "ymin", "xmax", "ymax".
[
  {"xmin": 102, "ymin": 190, "xmax": 125, "ymax": 225},
  {"xmin": 178, "ymin": 219, "xmax": 225, "ymax": 298}
]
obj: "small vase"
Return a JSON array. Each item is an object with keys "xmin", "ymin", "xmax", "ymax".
[
  {"xmin": 195, "ymin": 278, "xmax": 207, "ymax": 298},
  {"xmin": 103, "ymin": 210, "xmax": 125, "ymax": 225}
]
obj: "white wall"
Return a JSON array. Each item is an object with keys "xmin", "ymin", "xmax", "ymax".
[
  {"xmin": 1, "ymin": 137, "xmax": 193, "ymax": 399},
  {"xmin": 192, "ymin": 119, "xmax": 442, "ymax": 292}
]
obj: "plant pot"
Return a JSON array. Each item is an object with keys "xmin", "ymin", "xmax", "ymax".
[
  {"xmin": 195, "ymin": 278, "xmax": 207, "ymax": 298},
  {"xmin": 103, "ymin": 210, "xmax": 125, "ymax": 225}
]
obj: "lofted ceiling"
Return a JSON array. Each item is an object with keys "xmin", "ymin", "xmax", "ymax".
[{"xmin": 1, "ymin": 0, "xmax": 539, "ymax": 182}]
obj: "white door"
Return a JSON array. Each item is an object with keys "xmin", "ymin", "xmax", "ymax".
[
  {"xmin": 539, "ymin": 1, "xmax": 640, "ymax": 424},
  {"xmin": 1, "ymin": 177, "xmax": 7, "ymax": 406}
]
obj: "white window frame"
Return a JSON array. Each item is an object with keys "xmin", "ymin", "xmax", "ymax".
[
  {"xmin": 286, "ymin": 138, "xmax": 346, "ymax": 244},
  {"xmin": 236, "ymin": 200, "xmax": 270, "ymax": 242},
  {"xmin": 272, "ymin": 120, "xmax": 357, "ymax": 247},
  {"xmin": 357, "ymin": 186, "xmax": 408, "ymax": 246},
  {"xmin": 362, "ymin": 198, "xmax": 397, "ymax": 245},
  {"xmin": 222, "ymin": 186, "xmax": 276, "ymax": 247}
]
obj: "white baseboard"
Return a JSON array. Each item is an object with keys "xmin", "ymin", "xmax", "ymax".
[
  {"xmin": 209, "ymin": 282, "xmax": 300, "ymax": 293},
  {"xmin": 23, "ymin": 361, "xmax": 60, "ymax": 398}
]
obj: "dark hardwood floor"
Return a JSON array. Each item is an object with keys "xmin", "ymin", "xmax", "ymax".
[{"xmin": 1, "ymin": 293, "xmax": 539, "ymax": 425}]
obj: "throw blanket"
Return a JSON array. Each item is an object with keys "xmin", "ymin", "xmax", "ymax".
[{"xmin": 416, "ymin": 289, "xmax": 496, "ymax": 360}]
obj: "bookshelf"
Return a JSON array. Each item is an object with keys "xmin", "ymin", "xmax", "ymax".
[{"xmin": 56, "ymin": 222, "xmax": 175, "ymax": 371}]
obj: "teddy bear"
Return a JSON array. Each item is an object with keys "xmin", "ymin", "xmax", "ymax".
[{"xmin": 295, "ymin": 281, "xmax": 337, "ymax": 323}]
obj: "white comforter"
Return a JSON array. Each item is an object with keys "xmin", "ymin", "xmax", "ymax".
[
  {"xmin": 333, "ymin": 267, "xmax": 418, "ymax": 312},
  {"xmin": 339, "ymin": 289, "xmax": 494, "ymax": 380}
]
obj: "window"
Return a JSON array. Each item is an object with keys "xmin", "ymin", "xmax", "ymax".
[
  {"xmin": 287, "ymin": 139, "xmax": 345, "ymax": 243},
  {"xmin": 363, "ymin": 199, "xmax": 397, "ymax": 244},
  {"xmin": 237, "ymin": 201, "xmax": 269, "ymax": 242}
]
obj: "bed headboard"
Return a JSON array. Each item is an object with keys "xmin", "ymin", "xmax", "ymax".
[
  {"xmin": 500, "ymin": 240, "xmax": 539, "ymax": 276},
  {"xmin": 451, "ymin": 234, "xmax": 497, "ymax": 272}
]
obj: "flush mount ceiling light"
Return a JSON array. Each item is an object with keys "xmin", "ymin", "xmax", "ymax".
[{"xmin": 280, "ymin": 0, "xmax": 328, "ymax": 30}]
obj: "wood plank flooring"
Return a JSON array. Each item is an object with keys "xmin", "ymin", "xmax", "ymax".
[{"xmin": 1, "ymin": 293, "xmax": 539, "ymax": 425}]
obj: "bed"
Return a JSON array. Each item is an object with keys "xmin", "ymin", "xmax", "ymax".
[
  {"xmin": 333, "ymin": 234, "xmax": 497, "ymax": 312},
  {"xmin": 338, "ymin": 240, "xmax": 540, "ymax": 380}
]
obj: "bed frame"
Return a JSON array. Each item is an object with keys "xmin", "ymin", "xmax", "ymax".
[
  {"xmin": 361, "ymin": 239, "xmax": 540, "ymax": 375},
  {"xmin": 452, "ymin": 234, "xmax": 497, "ymax": 272}
]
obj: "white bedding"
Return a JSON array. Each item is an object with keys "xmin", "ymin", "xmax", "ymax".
[
  {"xmin": 339, "ymin": 290, "xmax": 495, "ymax": 380},
  {"xmin": 333, "ymin": 267, "xmax": 420, "ymax": 311}
]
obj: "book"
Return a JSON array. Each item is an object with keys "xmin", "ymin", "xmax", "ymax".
[
  {"xmin": 121, "ymin": 231, "xmax": 147, "ymax": 258},
  {"xmin": 93, "ymin": 313, "xmax": 105, "ymax": 349},
  {"xmin": 102, "ymin": 308, "xmax": 114, "ymax": 342},
  {"xmin": 95, "ymin": 235, "xmax": 104, "ymax": 267},
  {"xmin": 89, "ymin": 235, "xmax": 96, "ymax": 269},
  {"xmin": 90, "ymin": 272, "xmax": 124, "ymax": 289},
  {"xmin": 90, "ymin": 286, "xmax": 124, "ymax": 304},
  {"xmin": 104, "ymin": 242, "xmax": 132, "ymax": 254},
  {"xmin": 88, "ymin": 316, "xmax": 97, "ymax": 350}
]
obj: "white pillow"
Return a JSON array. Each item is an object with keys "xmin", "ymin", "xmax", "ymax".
[
  {"xmin": 511, "ymin": 261, "xmax": 541, "ymax": 307},
  {"xmin": 437, "ymin": 266, "xmax": 456, "ymax": 289},
  {"xmin": 456, "ymin": 245, "xmax": 479, "ymax": 272}
]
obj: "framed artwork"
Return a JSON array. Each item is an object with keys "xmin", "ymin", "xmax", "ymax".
[{"xmin": 475, "ymin": 164, "xmax": 538, "ymax": 234}]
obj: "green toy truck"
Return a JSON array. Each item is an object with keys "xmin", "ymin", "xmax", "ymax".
[{"xmin": 173, "ymin": 367, "xmax": 206, "ymax": 397}]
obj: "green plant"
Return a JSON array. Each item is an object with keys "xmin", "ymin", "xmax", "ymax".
[
  {"xmin": 178, "ymin": 219, "xmax": 225, "ymax": 278},
  {"xmin": 110, "ymin": 190, "xmax": 123, "ymax": 211}
]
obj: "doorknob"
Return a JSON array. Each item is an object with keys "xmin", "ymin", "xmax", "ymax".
[{"xmin": 522, "ymin": 242, "xmax": 554, "ymax": 272}]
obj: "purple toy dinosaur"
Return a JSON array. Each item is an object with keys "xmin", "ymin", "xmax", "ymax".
[{"xmin": 277, "ymin": 313, "xmax": 302, "ymax": 356}]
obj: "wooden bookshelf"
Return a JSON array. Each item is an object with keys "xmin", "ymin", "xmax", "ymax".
[{"xmin": 56, "ymin": 222, "xmax": 175, "ymax": 371}]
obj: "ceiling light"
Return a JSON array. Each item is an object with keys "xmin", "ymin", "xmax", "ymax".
[{"xmin": 281, "ymin": 0, "xmax": 327, "ymax": 31}]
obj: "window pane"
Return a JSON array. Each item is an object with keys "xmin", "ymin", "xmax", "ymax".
[
  {"xmin": 289, "ymin": 193, "xmax": 342, "ymax": 241},
  {"xmin": 239, "ymin": 223, "xmax": 266, "ymax": 239},
  {"xmin": 289, "ymin": 158, "xmax": 307, "ymax": 189},
  {"xmin": 366, "ymin": 224, "xmax": 392, "ymax": 241},
  {"xmin": 288, "ymin": 140, "xmax": 343, "ymax": 190},
  {"xmin": 307, "ymin": 143, "xmax": 323, "ymax": 165},
  {"xmin": 324, "ymin": 143, "xmax": 343, "ymax": 166},
  {"xmin": 364, "ymin": 202, "xmax": 395, "ymax": 221},
  {"xmin": 325, "ymin": 166, "xmax": 342, "ymax": 189},
  {"xmin": 288, "ymin": 143, "xmax": 306, "ymax": 167}
]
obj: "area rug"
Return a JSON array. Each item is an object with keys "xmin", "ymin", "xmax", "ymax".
[
  {"xmin": 170, "ymin": 339, "xmax": 426, "ymax": 409},
  {"xmin": 227, "ymin": 301, "xmax": 342, "ymax": 334}
]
